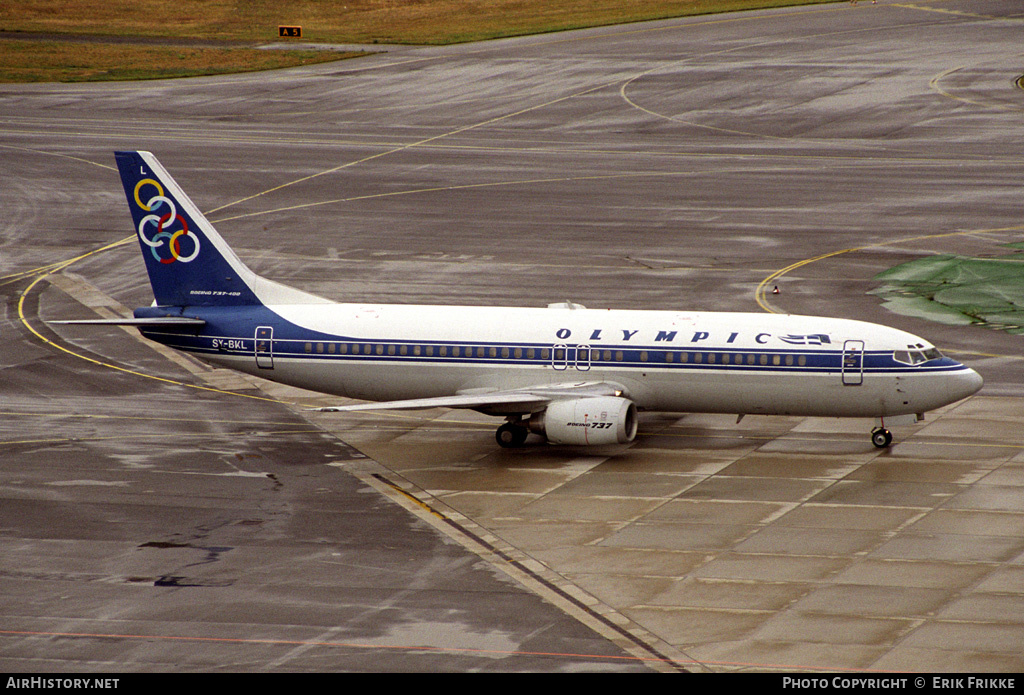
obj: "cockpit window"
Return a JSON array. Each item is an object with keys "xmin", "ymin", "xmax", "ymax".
[
  {"xmin": 893, "ymin": 350, "xmax": 919, "ymax": 365},
  {"xmin": 893, "ymin": 347, "xmax": 943, "ymax": 365}
]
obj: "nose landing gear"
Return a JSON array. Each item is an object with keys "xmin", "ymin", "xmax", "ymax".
[{"xmin": 871, "ymin": 427, "xmax": 893, "ymax": 448}]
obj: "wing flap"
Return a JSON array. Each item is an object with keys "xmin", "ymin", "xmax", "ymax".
[{"xmin": 313, "ymin": 392, "xmax": 550, "ymax": 413}]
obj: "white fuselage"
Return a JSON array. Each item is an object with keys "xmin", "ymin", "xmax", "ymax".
[{"xmin": 162, "ymin": 303, "xmax": 983, "ymax": 420}]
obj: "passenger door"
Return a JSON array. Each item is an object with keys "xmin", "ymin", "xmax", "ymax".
[
  {"xmin": 255, "ymin": 326, "xmax": 274, "ymax": 370},
  {"xmin": 842, "ymin": 340, "xmax": 864, "ymax": 386}
]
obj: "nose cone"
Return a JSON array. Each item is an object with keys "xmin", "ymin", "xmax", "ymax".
[{"xmin": 954, "ymin": 367, "xmax": 984, "ymax": 401}]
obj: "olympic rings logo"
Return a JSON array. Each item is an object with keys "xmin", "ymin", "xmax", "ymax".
[{"xmin": 133, "ymin": 178, "xmax": 200, "ymax": 264}]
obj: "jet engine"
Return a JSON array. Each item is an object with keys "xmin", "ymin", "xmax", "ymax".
[{"xmin": 529, "ymin": 396, "xmax": 638, "ymax": 446}]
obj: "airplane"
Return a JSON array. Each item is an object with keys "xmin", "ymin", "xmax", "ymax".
[{"xmin": 52, "ymin": 151, "xmax": 983, "ymax": 450}]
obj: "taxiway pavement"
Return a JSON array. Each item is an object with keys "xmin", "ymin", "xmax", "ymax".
[{"xmin": 2, "ymin": 0, "xmax": 1023, "ymax": 672}]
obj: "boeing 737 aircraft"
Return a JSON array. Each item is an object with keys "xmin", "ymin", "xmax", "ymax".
[{"xmin": 54, "ymin": 151, "xmax": 983, "ymax": 449}]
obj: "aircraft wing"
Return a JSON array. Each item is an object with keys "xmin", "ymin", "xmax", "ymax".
[{"xmin": 311, "ymin": 381, "xmax": 627, "ymax": 414}]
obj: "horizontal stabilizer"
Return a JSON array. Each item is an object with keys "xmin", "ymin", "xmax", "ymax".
[{"xmin": 48, "ymin": 317, "xmax": 206, "ymax": 327}]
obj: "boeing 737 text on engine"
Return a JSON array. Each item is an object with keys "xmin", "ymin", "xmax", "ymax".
[{"xmin": 53, "ymin": 152, "xmax": 983, "ymax": 449}]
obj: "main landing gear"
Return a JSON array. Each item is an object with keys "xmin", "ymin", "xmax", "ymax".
[
  {"xmin": 498, "ymin": 416, "xmax": 896, "ymax": 449},
  {"xmin": 496, "ymin": 421, "xmax": 529, "ymax": 448}
]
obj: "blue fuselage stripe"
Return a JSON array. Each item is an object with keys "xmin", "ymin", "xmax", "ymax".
[{"xmin": 140, "ymin": 329, "xmax": 968, "ymax": 376}]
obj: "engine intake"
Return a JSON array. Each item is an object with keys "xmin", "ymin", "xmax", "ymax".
[{"xmin": 529, "ymin": 396, "xmax": 638, "ymax": 446}]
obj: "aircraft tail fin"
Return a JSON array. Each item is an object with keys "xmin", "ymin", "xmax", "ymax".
[{"xmin": 114, "ymin": 151, "xmax": 326, "ymax": 307}]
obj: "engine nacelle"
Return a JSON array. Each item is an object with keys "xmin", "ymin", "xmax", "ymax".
[{"xmin": 529, "ymin": 396, "xmax": 638, "ymax": 446}]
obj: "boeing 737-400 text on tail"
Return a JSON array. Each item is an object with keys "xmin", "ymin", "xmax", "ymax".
[{"xmin": 53, "ymin": 152, "xmax": 983, "ymax": 449}]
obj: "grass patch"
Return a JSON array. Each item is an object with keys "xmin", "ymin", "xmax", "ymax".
[
  {"xmin": 0, "ymin": 0, "xmax": 838, "ymax": 82},
  {"xmin": 0, "ymin": 41, "xmax": 359, "ymax": 83},
  {"xmin": 3, "ymin": 0, "xmax": 836, "ymax": 44},
  {"xmin": 871, "ymin": 249, "xmax": 1024, "ymax": 334}
]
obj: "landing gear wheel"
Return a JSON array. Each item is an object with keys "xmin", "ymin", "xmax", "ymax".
[
  {"xmin": 496, "ymin": 423, "xmax": 528, "ymax": 448},
  {"xmin": 871, "ymin": 427, "xmax": 893, "ymax": 449}
]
